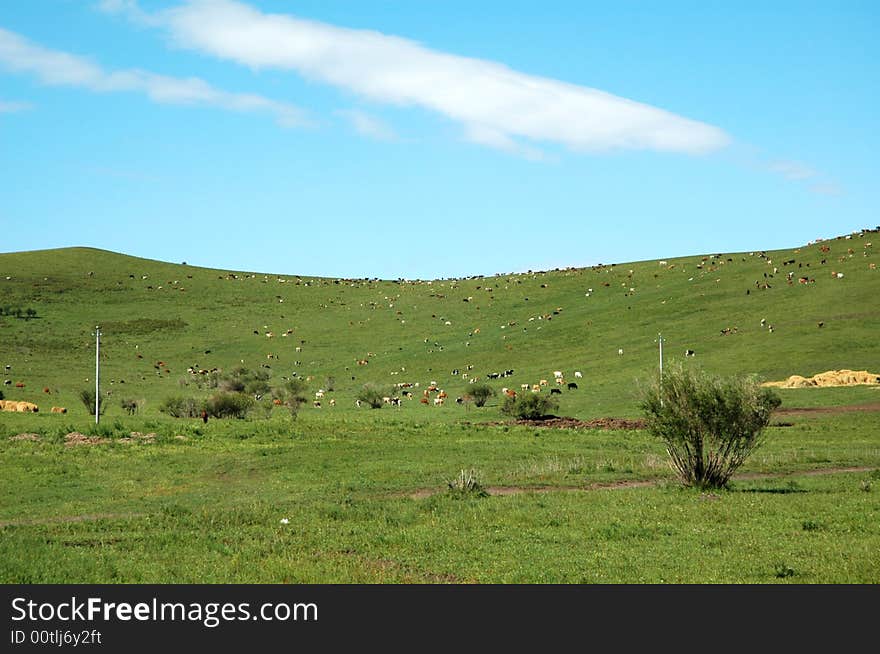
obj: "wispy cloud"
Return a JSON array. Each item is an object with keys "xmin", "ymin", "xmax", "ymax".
[
  {"xmin": 765, "ymin": 158, "xmax": 842, "ymax": 196},
  {"xmin": 808, "ymin": 182, "xmax": 843, "ymax": 197},
  {"xmin": 0, "ymin": 99, "xmax": 32, "ymax": 113},
  {"xmin": 112, "ymin": 0, "xmax": 730, "ymax": 158},
  {"xmin": 0, "ymin": 26, "xmax": 308, "ymax": 127},
  {"xmin": 768, "ymin": 160, "xmax": 817, "ymax": 181},
  {"xmin": 335, "ymin": 109, "xmax": 396, "ymax": 141}
]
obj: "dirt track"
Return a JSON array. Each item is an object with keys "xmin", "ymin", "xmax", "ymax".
[{"xmin": 406, "ymin": 466, "xmax": 876, "ymax": 500}]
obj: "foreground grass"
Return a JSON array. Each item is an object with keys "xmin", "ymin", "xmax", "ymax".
[{"xmin": 1, "ymin": 410, "xmax": 877, "ymax": 583}]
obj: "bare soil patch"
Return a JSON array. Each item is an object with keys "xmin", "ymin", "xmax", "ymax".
[
  {"xmin": 774, "ymin": 402, "xmax": 880, "ymax": 417},
  {"xmin": 9, "ymin": 433, "xmax": 40, "ymax": 442},
  {"xmin": 64, "ymin": 432, "xmax": 110, "ymax": 447},
  {"xmin": 483, "ymin": 416, "xmax": 646, "ymax": 430},
  {"xmin": 405, "ymin": 466, "xmax": 876, "ymax": 500}
]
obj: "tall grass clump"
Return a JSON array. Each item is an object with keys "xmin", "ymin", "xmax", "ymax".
[
  {"xmin": 447, "ymin": 469, "xmax": 489, "ymax": 498},
  {"xmin": 640, "ymin": 366, "xmax": 781, "ymax": 489}
]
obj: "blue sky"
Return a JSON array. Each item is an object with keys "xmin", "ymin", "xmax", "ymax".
[{"xmin": 1, "ymin": 1, "xmax": 877, "ymax": 279}]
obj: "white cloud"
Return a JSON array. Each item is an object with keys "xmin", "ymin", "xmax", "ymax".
[
  {"xmin": 139, "ymin": 0, "xmax": 729, "ymax": 157},
  {"xmin": 0, "ymin": 100, "xmax": 32, "ymax": 113},
  {"xmin": 0, "ymin": 26, "xmax": 307, "ymax": 127},
  {"xmin": 336, "ymin": 109, "xmax": 396, "ymax": 141}
]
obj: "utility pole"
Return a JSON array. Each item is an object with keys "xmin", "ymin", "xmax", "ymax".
[
  {"xmin": 657, "ymin": 333, "xmax": 665, "ymax": 408},
  {"xmin": 658, "ymin": 332, "xmax": 664, "ymax": 383},
  {"xmin": 95, "ymin": 325, "xmax": 101, "ymax": 424}
]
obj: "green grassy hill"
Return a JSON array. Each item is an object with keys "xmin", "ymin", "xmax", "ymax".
[{"xmin": 1, "ymin": 230, "xmax": 879, "ymax": 420}]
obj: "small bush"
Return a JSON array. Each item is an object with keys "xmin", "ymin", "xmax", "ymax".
[
  {"xmin": 501, "ymin": 392, "xmax": 559, "ymax": 420},
  {"xmin": 447, "ymin": 469, "xmax": 489, "ymax": 498},
  {"xmin": 120, "ymin": 398, "xmax": 142, "ymax": 415},
  {"xmin": 272, "ymin": 378, "xmax": 308, "ymax": 418},
  {"xmin": 468, "ymin": 382, "xmax": 495, "ymax": 408},
  {"xmin": 159, "ymin": 396, "xmax": 203, "ymax": 419},
  {"xmin": 640, "ymin": 366, "xmax": 781, "ymax": 489},
  {"xmin": 357, "ymin": 383, "xmax": 391, "ymax": 409},
  {"xmin": 78, "ymin": 389, "xmax": 106, "ymax": 416},
  {"xmin": 205, "ymin": 392, "xmax": 253, "ymax": 419}
]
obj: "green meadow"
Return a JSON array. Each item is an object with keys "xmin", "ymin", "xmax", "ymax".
[{"xmin": 1, "ymin": 231, "xmax": 878, "ymax": 583}]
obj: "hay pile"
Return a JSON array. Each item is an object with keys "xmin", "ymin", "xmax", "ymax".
[{"xmin": 763, "ymin": 369, "xmax": 880, "ymax": 388}]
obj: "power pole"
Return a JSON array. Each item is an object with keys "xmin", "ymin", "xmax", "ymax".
[
  {"xmin": 658, "ymin": 332, "xmax": 664, "ymax": 383},
  {"xmin": 657, "ymin": 333, "xmax": 664, "ymax": 408},
  {"xmin": 95, "ymin": 325, "xmax": 101, "ymax": 424}
]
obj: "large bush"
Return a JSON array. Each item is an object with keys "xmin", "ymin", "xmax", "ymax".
[
  {"xmin": 501, "ymin": 392, "xmax": 559, "ymax": 420},
  {"xmin": 467, "ymin": 382, "xmax": 495, "ymax": 407},
  {"xmin": 357, "ymin": 383, "xmax": 391, "ymax": 409},
  {"xmin": 218, "ymin": 366, "xmax": 270, "ymax": 397},
  {"xmin": 205, "ymin": 392, "xmax": 254, "ymax": 419},
  {"xmin": 159, "ymin": 395, "xmax": 203, "ymax": 419},
  {"xmin": 640, "ymin": 366, "xmax": 781, "ymax": 489}
]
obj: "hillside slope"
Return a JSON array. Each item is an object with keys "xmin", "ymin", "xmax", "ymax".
[{"xmin": 1, "ymin": 230, "xmax": 878, "ymax": 418}]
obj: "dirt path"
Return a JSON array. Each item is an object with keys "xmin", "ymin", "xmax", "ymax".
[
  {"xmin": 406, "ymin": 466, "xmax": 876, "ymax": 500},
  {"xmin": 773, "ymin": 401, "xmax": 880, "ymax": 417}
]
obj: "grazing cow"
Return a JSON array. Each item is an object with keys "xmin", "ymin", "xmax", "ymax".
[
  {"xmin": 419, "ymin": 397, "xmax": 429, "ymax": 405},
  {"xmin": 539, "ymin": 379, "xmax": 548, "ymax": 386},
  {"xmin": 553, "ymin": 371, "xmax": 563, "ymax": 379},
  {"xmin": 433, "ymin": 397, "xmax": 444, "ymax": 406},
  {"xmin": 201, "ymin": 409, "xmax": 208, "ymax": 424},
  {"xmin": 329, "ymin": 399, "xmax": 336, "ymax": 407},
  {"xmin": 567, "ymin": 382, "xmax": 578, "ymax": 390},
  {"xmin": 550, "ymin": 388, "xmax": 562, "ymax": 395},
  {"xmin": 504, "ymin": 389, "xmax": 517, "ymax": 399},
  {"xmin": 51, "ymin": 406, "xmax": 67, "ymax": 414},
  {"xmin": 574, "ymin": 371, "xmax": 583, "ymax": 379},
  {"xmin": 685, "ymin": 349, "xmax": 695, "ymax": 357},
  {"xmin": 531, "ymin": 384, "xmax": 541, "ymax": 392},
  {"xmin": 43, "ymin": 387, "xmax": 50, "ymax": 394},
  {"xmin": 15, "ymin": 382, "xmax": 24, "ymax": 388},
  {"xmin": 355, "ymin": 399, "xmax": 363, "ymax": 408},
  {"xmin": 618, "ymin": 348, "xmax": 624, "ymax": 355},
  {"xmin": 313, "ymin": 401, "xmax": 322, "ymax": 408}
]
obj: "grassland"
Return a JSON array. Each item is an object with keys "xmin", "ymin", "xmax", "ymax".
[{"xmin": 1, "ymin": 230, "xmax": 878, "ymax": 583}]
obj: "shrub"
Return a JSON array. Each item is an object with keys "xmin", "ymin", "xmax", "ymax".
[
  {"xmin": 78, "ymin": 389, "xmax": 106, "ymax": 416},
  {"xmin": 120, "ymin": 398, "xmax": 142, "ymax": 415},
  {"xmin": 501, "ymin": 392, "xmax": 559, "ymax": 420},
  {"xmin": 159, "ymin": 395, "xmax": 203, "ymax": 419},
  {"xmin": 218, "ymin": 366, "xmax": 270, "ymax": 396},
  {"xmin": 447, "ymin": 469, "xmax": 489, "ymax": 498},
  {"xmin": 468, "ymin": 382, "xmax": 495, "ymax": 407},
  {"xmin": 273, "ymin": 378, "xmax": 308, "ymax": 418},
  {"xmin": 205, "ymin": 392, "xmax": 253, "ymax": 419},
  {"xmin": 357, "ymin": 383, "xmax": 391, "ymax": 409},
  {"xmin": 640, "ymin": 366, "xmax": 781, "ymax": 489}
]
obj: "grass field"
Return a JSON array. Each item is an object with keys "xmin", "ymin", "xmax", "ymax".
[{"xmin": 1, "ymin": 230, "xmax": 878, "ymax": 583}]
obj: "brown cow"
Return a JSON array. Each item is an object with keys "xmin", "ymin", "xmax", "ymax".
[{"xmin": 51, "ymin": 406, "xmax": 67, "ymax": 414}]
